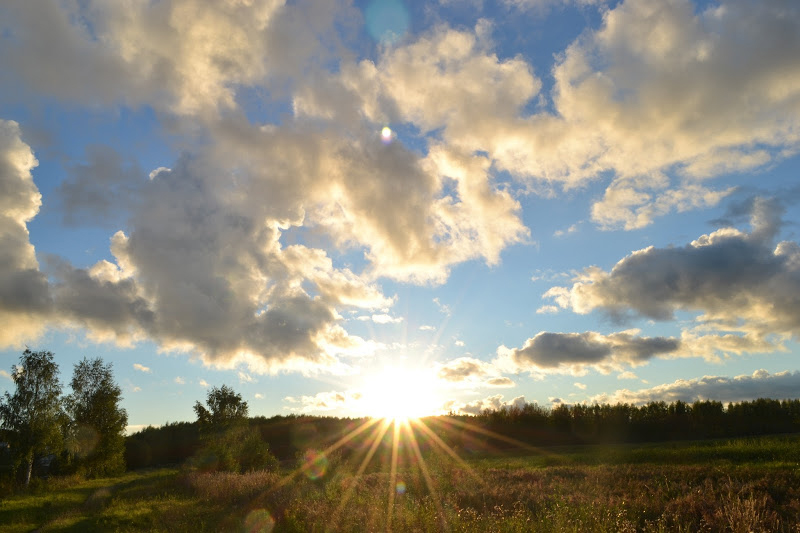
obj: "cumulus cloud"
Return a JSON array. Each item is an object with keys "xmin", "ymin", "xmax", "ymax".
[
  {"xmin": 498, "ymin": 330, "xmax": 680, "ymax": 375},
  {"xmin": 592, "ymin": 369, "xmax": 800, "ymax": 405},
  {"xmin": 544, "ymin": 198, "xmax": 800, "ymax": 348},
  {"xmin": 198, "ymin": 379, "xmax": 209, "ymax": 387},
  {"xmin": 133, "ymin": 363, "xmax": 151, "ymax": 373},
  {"xmin": 0, "ymin": 0, "xmax": 354, "ymax": 117},
  {"xmin": 0, "ymin": 120, "xmax": 49, "ymax": 347},
  {"xmin": 174, "ymin": 376, "xmax": 185, "ymax": 385},
  {"xmin": 436, "ymin": 356, "xmax": 512, "ymax": 387},
  {"xmin": 307, "ymin": 0, "xmax": 800, "ymax": 229},
  {"xmin": 284, "ymin": 389, "xmax": 363, "ymax": 413},
  {"xmin": 446, "ymin": 394, "xmax": 527, "ymax": 415}
]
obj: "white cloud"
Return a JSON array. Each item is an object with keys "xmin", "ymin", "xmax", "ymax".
[
  {"xmin": 254, "ymin": 393, "xmax": 264, "ymax": 399},
  {"xmin": 371, "ymin": 314, "xmax": 403, "ymax": 324},
  {"xmin": 0, "ymin": 370, "xmax": 11, "ymax": 380},
  {"xmin": 133, "ymin": 363, "xmax": 151, "ymax": 373},
  {"xmin": 148, "ymin": 167, "xmax": 170, "ymax": 180},
  {"xmin": 454, "ymin": 339, "xmax": 465, "ymax": 347},
  {"xmin": 617, "ymin": 371, "xmax": 638, "ymax": 380},
  {"xmin": 283, "ymin": 389, "xmax": 363, "ymax": 413},
  {"xmin": 447, "ymin": 394, "xmax": 527, "ymax": 415},
  {"xmin": 132, "ymin": 386, "xmax": 141, "ymax": 392},
  {"xmin": 174, "ymin": 376, "xmax": 185, "ymax": 385},
  {"xmin": 574, "ymin": 382, "xmax": 587, "ymax": 390},
  {"xmin": 126, "ymin": 424, "xmax": 152, "ymax": 436},
  {"xmin": 592, "ymin": 369, "xmax": 800, "ymax": 405},
  {"xmin": 238, "ymin": 371, "xmax": 255, "ymax": 384},
  {"xmin": 198, "ymin": 379, "xmax": 209, "ymax": 387},
  {"xmin": 419, "ymin": 325, "xmax": 436, "ymax": 331}
]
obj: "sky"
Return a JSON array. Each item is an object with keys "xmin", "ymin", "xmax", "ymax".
[{"xmin": 2, "ymin": 0, "xmax": 800, "ymax": 433}]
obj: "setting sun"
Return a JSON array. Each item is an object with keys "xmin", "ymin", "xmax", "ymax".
[{"xmin": 359, "ymin": 367, "xmax": 440, "ymax": 421}]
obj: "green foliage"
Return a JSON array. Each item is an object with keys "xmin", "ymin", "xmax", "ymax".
[
  {"xmin": 0, "ymin": 349, "xmax": 64, "ymax": 486},
  {"xmin": 238, "ymin": 431, "xmax": 279, "ymax": 473},
  {"xmin": 64, "ymin": 357, "xmax": 128, "ymax": 478}
]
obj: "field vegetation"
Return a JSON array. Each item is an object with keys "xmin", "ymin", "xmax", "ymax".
[{"xmin": 1, "ymin": 432, "xmax": 799, "ymax": 532}]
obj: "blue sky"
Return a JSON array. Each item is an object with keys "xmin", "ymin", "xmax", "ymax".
[{"xmin": 2, "ymin": 0, "xmax": 800, "ymax": 432}]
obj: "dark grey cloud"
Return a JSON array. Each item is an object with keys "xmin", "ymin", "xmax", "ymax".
[
  {"xmin": 545, "ymin": 198, "xmax": 800, "ymax": 340},
  {"xmin": 504, "ymin": 331, "xmax": 680, "ymax": 373}
]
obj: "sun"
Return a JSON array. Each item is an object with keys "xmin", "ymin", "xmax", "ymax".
[{"xmin": 359, "ymin": 366, "xmax": 440, "ymax": 421}]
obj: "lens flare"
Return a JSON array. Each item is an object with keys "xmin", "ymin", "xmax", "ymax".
[
  {"xmin": 365, "ymin": 0, "xmax": 410, "ymax": 45},
  {"xmin": 243, "ymin": 509, "xmax": 275, "ymax": 533},
  {"xmin": 302, "ymin": 449, "xmax": 328, "ymax": 480},
  {"xmin": 395, "ymin": 480, "xmax": 406, "ymax": 495}
]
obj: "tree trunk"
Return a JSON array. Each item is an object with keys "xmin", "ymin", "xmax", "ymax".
[{"xmin": 24, "ymin": 456, "xmax": 33, "ymax": 487}]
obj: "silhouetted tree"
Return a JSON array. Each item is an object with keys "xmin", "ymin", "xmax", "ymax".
[
  {"xmin": 0, "ymin": 350, "xmax": 63, "ymax": 486},
  {"xmin": 194, "ymin": 385, "xmax": 248, "ymax": 435}
]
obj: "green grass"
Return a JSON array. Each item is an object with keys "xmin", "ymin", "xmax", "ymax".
[{"xmin": 2, "ymin": 434, "xmax": 799, "ymax": 531}]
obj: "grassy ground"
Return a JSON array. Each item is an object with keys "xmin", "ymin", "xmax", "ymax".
[{"xmin": 1, "ymin": 434, "xmax": 799, "ymax": 532}]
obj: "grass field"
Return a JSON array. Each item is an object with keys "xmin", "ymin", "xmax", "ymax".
[{"xmin": 1, "ymin": 433, "xmax": 799, "ymax": 532}]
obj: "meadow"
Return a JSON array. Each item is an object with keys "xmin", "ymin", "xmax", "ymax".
[{"xmin": 2, "ymin": 433, "xmax": 799, "ymax": 532}]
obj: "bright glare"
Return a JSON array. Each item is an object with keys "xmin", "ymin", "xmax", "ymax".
[{"xmin": 360, "ymin": 366, "xmax": 439, "ymax": 421}]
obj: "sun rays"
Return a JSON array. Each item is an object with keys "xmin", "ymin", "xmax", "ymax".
[{"xmin": 245, "ymin": 412, "xmax": 552, "ymax": 532}]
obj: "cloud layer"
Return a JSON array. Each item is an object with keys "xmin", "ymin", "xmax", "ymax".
[
  {"xmin": 592, "ymin": 369, "xmax": 800, "ymax": 405},
  {"xmin": 1, "ymin": 0, "xmax": 800, "ymax": 384}
]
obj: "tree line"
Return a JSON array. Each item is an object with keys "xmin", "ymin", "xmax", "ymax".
[
  {"xmin": 461, "ymin": 398, "xmax": 800, "ymax": 448},
  {"xmin": 126, "ymin": 396, "xmax": 800, "ymax": 470},
  {"xmin": 0, "ymin": 350, "xmax": 127, "ymax": 486}
]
